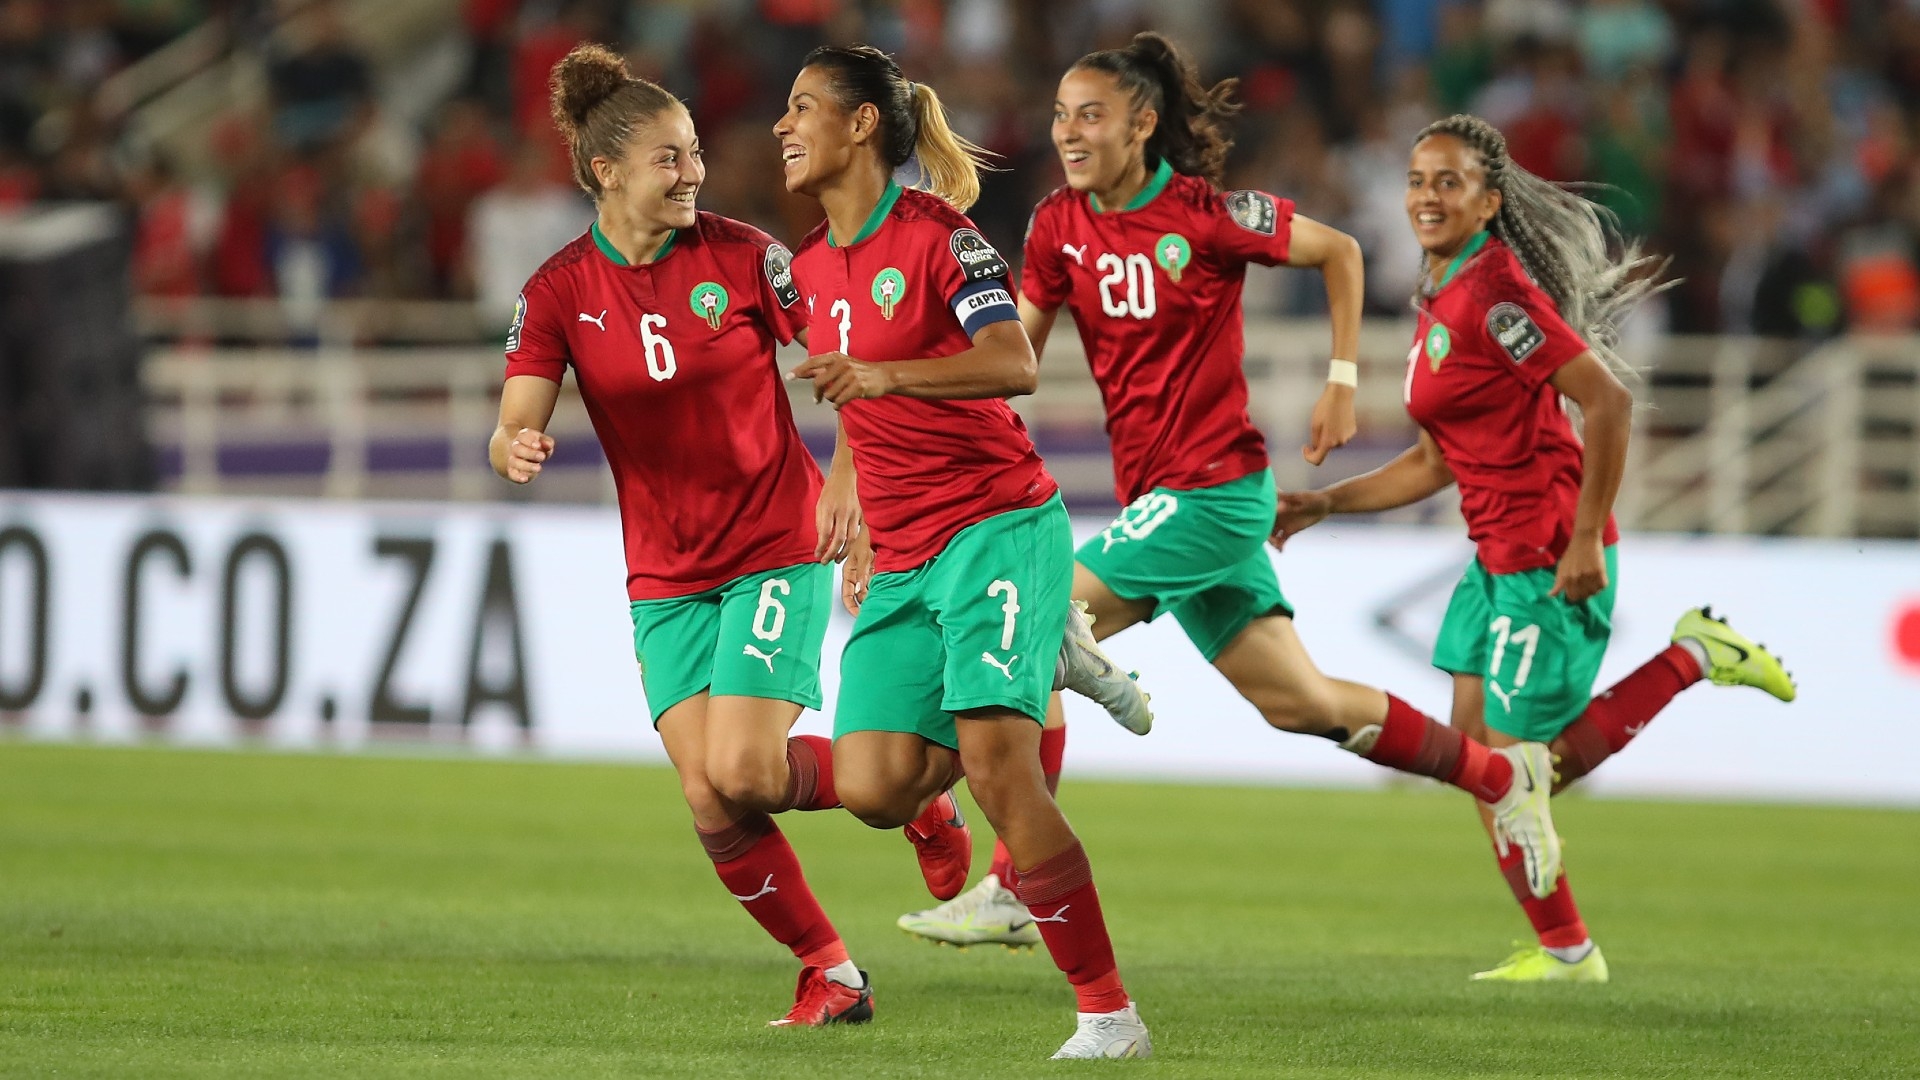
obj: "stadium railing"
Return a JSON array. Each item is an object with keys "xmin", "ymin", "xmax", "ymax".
[{"xmin": 134, "ymin": 299, "xmax": 1920, "ymax": 538}]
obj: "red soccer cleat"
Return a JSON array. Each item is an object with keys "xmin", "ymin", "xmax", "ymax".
[
  {"xmin": 768, "ymin": 966, "xmax": 873, "ymax": 1027},
  {"xmin": 904, "ymin": 790, "xmax": 973, "ymax": 901}
]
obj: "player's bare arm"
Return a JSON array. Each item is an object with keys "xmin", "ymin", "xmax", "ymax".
[
  {"xmin": 789, "ymin": 320, "xmax": 1037, "ymax": 405},
  {"xmin": 1281, "ymin": 214, "xmax": 1363, "ymax": 465},
  {"xmin": 1017, "ymin": 295, "xmax": 1060, "ymax": 359},
  {"xmin": 817, "ymin": 416, "xmax": 862, "ymax": 563},
  {"xmin": 1547, "ymin": 350, "xmax": 1633, "ymax": 602},
  {"xmin": 1271, "ymin": 429, "xmax": 1453, "ymax": 547},
  {"xmin": 489, "ymin": 374, "xmax": 561, "ymax": 484}
]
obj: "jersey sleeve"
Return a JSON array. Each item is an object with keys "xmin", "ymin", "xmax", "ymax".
[
  {"xmin": 929, "ymin": 221, "xmax": 1020, "ymax": 337},
  {"xmin": 1475, "ymin": 284, "xmax": 1589, "ymax": 389},
  {"xmin": 1210, "ymin": 189, "xmax": 1296, "ymax": 267},
  {"xmin": 503, "ymin": 278, "xmax": 569, "ymax": 383},
  {"xmin": 1019, "ymin": 204, "xmax": 1070, "ymax": 310},
  {"xmin": 754, "ymin": 238, "xmax": 806, "ymax": 345}
]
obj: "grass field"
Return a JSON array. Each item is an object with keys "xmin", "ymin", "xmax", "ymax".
[{"xmin": 1, "ymin": 743, "xmax": 1915, "ymax": 1078}]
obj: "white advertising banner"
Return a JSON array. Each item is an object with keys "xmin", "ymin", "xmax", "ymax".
[{"xmin": 0, "ymin": 493, "xmax": 1913, "ymax": 804}]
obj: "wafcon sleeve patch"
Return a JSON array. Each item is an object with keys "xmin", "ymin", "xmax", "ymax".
[
  {"xmin": 763, "ymin": 243, "xmax": 800, "ymax": 308},
  {"xmin": 1224, "ymin": 190, "xmax": 1278, "ymax": 236},
  {"xmin": 1487, "ymin": 301, "xmax": 1546, "ymax": 363},
  {"xmin": 949, "ymin": 228, "xmax": 1010, "ymax": 283},
  {"xmin": 505, "ymin": 292, "xmax": 526, "ymax": 354},
  {"xmin": 950, "ymin": 280, "xmax": 1017, "ymax": 336}
]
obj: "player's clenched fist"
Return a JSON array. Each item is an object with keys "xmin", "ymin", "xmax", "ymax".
[
  {"xmin": 789, "ymin": 352, "xmax": 892, "ymax": 407},
  {"xmin": 503, "ymin": 427, "xmax": 555, "ymax": 484}
]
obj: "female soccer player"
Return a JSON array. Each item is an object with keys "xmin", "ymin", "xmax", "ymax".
[
  {"xmin": 1271, "ymin": 114, "xmax": 1796, "ymax": 981},
  {"xmin": 777, "ymin": 45, "xmax": 1150, "ymax": 1059},
  {"xmin": 492, "ymin": 44, "xmax": 927, "ymax": 1028},
  {"xmin": 901, "ymin": 33, "xmax": 1566, "ymax": 949}
]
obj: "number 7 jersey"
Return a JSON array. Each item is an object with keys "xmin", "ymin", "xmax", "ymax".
[
  {"xmin": 504, "ymin": 213, "xmax": 820, "ymax": 601},
  {"xmin": 1022, "ymin": 163, "xmax": 1296, "ymax": 505}
]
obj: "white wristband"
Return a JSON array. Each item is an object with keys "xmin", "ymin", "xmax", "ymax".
[{"xmin": 1327, "ymin": 359, "xmax": 1358, "ymax": 388}]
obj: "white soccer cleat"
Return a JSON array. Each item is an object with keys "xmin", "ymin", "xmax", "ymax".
[
  {"xmin": 1488, "ymin": 741, "xmax": 1562, "ymax": 899},
  {"xmin": 896, "ymin": 873, "xmax": 1042, "ymax": 948},
  {"xmin": 1050, "ymin": 1002, "xmax": 1152, "ymax": 1059},
  {"xmin": 1055, "ymin": 601, "xmax": 1153, "ymax": 735}
]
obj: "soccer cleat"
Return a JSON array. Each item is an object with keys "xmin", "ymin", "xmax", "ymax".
[
  {"xmin": 904, "ymin": 791, "xmax": 973, "ymax": 901},
  {"xmin": 1055, "ymin": 600, "xmax": 1154, "ymax": 735},
  {"xmin": 1050, "ymin": 1002, "xmax": 1152, "ymax": 1059},
  {"xmin": 768, "ymin": 966, "xmax": 874, "ymax": 1026},
  {"xmin": 1487, "ymin": 741, "xmax": 1562, "ymax": 899},
  {"xmin": 896, "ymin": 873, "xmax": 1042, "ymax": 948},
  {"xmin": 1673, "ymin": 607, "xmax": 1796, "ymax": 702},
  {"xmin": 1471, "ymin": 943, "xmax": 1610, "ymax": 983}
]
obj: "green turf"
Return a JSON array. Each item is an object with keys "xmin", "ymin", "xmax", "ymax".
[{"xmin": 1, "ymin": 743, "xmax": 1914, "ymax": 1078}]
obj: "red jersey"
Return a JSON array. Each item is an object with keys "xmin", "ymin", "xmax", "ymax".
[
  {"xmin": 790, "ymin": 184, "xmax": 1056, "ymax": 573},
  {"xmin": 505, "ymin": 213, "xmax": 819, "ymax": 600},
  {"xmin": 1404, "ymin": 234, "xmax": 1619, "ymax": 574},
  {"xmin": 1022, "ymin": 162, "xmax": 1294, "ymax": 503}
]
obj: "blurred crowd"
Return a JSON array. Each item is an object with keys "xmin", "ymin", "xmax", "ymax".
[{"xmin": 7, "ymin": 0, "xmax": 1920, "ymax": 337}]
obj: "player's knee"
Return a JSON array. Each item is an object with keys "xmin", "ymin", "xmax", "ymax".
[
  {"xmin": 677, "ymin": 771, "xmax": 730, "ymax": 823},
  {"xmin": 706, "ymin": 750, "xmax": 786, "ymax": 812},
  {"xmin": 837, "ymin": 777, "xmax": 915, "ymax": 830}
]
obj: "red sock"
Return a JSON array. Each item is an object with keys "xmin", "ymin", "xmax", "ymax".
[
  {"xmin": 1366, "ymin": 695, "xmax": 1514, "ymax": 802},
  {"xmin": 780, "ymin": 734, "xmax": 839, "ymax": 811},
  {"xmin": 992, "ymin": 726, "xmax": 1068, "ymax": 887},
  {"xmin": 1552, "ymin": 645, "xmax": 1702, "ymax": 786},
  {"xmin": 1011, "ymin": 841, "xmax": 1129, "ymax": 1014},
  {"xmin": 1496, "ymin": 840, "xmax": 1587, "ymax": 947},
  {"xmin": 698, "ymin": 812, "xmax": 848, "ymax": 970}
]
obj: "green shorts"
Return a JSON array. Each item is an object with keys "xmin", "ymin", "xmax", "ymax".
[
  {"xmin": 834, "ymin": 495, "xmax": 1073, "ymax": 748},
  {"xmin": 1432, "ymin": 546, "xmax": 1619, "ymax": 742},
  {"xmin": 628, "ymin": 561, "xmax": 832, "ymax": 722},
  {"xmin": 1075, "ymin": 468, "xmax": 1292, "ymax": 661}
]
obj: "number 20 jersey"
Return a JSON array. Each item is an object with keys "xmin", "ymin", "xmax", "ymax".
[
  {"xmin": 1022, "ymin": 170, "xmax": 1296, "ymax": 505},
  {"xmin": 504, "ymin": 213, "xmax": 820, "ymax": 601}
]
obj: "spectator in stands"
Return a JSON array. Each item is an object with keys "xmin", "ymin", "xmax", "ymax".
[
  {"xmin": 415, "ymin": 97, "xmax": 505, "ymax": 296},
  {"xmin": 267, "ymin": 0, "xmax": 371, "ymax": 152},
  {"xmin": 466, "ymin": 137, "xmax": 590, "ymax": 323}
]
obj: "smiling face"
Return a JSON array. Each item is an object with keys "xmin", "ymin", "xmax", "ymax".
[
  {"xmin": 593, "ymin": 103, "xmax": 703, "ymax": 231},
  {"xmin": 774, "ymin": 65, "xmax": 872, "ymax": 198},
  {"xmin": 1405, "ymin": 133, "xmax": 1501, "ymax": 260},
  {"xmin": 1051, "ymin": 67, "xmax": 1154, "ymax": 196}
]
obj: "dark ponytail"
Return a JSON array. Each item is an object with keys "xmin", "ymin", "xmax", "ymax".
[
  {"xmin": 803, "ymin": 44, "xmax": 994, "ymax": 211},
  {"xmin": 549, "ymin": 44, "xmax": 679, "ymax": 198},
  {"xmin": 1072, "ymin": 32, "xmax": 1240, "ymax": 188}
]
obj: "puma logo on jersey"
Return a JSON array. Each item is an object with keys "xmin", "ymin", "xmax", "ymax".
[
  {"xmin": 1061, "ymin": 243, "xmax": 1087, "ymax": 265},
  {"xmin": 730, "ymin": 874, "xmax": 778, "ymax": 902},
  {"xmin": 1623, "ymin": 721, "xmax": 1648, "ymax": 737},
  {"xmin": 578, "ymin": 310, "xmax": 607, "ymax": 330},
  {"xmin": 744, "ymin": 645, "xmax": 781, "ymax": 673},
  {"xmin": 1030, "ymin": 904, "xmax": 1071, "ymax": 924},
  {"xmin": 980, "ymin": 652, "xmax": 1018, "ymax": 680}
]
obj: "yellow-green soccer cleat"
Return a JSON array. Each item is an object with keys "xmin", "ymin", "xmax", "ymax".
[
  {"xmin": 1471, "ymin": 943, "xmax": 1610, "ymax": 983},
  {"xmin": 1672, "ymin": 607, "xmax": 1797, "ymax": 702},
  {"xmin": 896, "ymin": 874, "xmax": 1042, "ymax": 949}
]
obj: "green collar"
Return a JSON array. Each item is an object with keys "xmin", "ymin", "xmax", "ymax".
[
  {"xmin": 831, "ymin": 180, "xmax": 902, "ymax": 248},
  {"xmin": 1091, "ymin": 157, "xmax": 1174, "ymax": 214},
  {"xmin": 1431, "ymin": 230, "xmax": 1490, "ymax": 293},
  {"xmin": 592, "ymin": 221, "xmax": 677, "ymax": 267}
]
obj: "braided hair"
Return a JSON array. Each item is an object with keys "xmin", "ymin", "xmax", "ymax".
[{"xmin": 1415, "ymin": 114, "xmax": 1665, "ymax": 376}]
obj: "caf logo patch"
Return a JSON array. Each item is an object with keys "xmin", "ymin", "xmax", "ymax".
[
  {"xmin": 690, "ymin": 282, "xmax": 730, "ymax": 330},
  {"xmin": 763, "ymin": 244, "xmax": 800, "ymax": 309},
  {"xmin": 872, "ymin": 267, "xmax": 907, "ymax": 319},
  {"xmin": 1224, "ymin": 190, "xmax": 1278, "ymax": 236},
  {"xmin": 949, "ymin": 228, "xmax": 1009, "ymax": 283},
  {"xmin": 1487, "ymin": 302, "xmax": 1544, "ymax": 363},
  {"xmin": 1154, "ymin": 232, "xmax": 1192, "ymax": 283},
  {"xmin": 1425, "ymin": 323, "xmax": 1452, "ymax": 371},
  {"xmin": 505, "ymin": 292, "xmax": 527, "ymax": 354}
]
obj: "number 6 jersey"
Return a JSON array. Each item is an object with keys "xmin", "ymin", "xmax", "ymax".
[
  {"xmin": 504, "ymin": 213, "xmax": 820, "ymax": 600},
  {"xmin": 1022, "ymin": 160, "xmax": 1296, "ymax": 506}
]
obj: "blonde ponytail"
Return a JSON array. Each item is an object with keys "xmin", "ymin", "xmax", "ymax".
[
  {"xmin": 803, "ymin": 44, "xmax": 997, "ymax": 212},
  {"xmin": 906, "ymin": 82, "xmax": 991, "ymax": 212}
]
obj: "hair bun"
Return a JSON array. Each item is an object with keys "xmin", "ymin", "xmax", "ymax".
[{"xmin": 551, "ymin": 44, "xmax": 631, "ymax": 131}]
